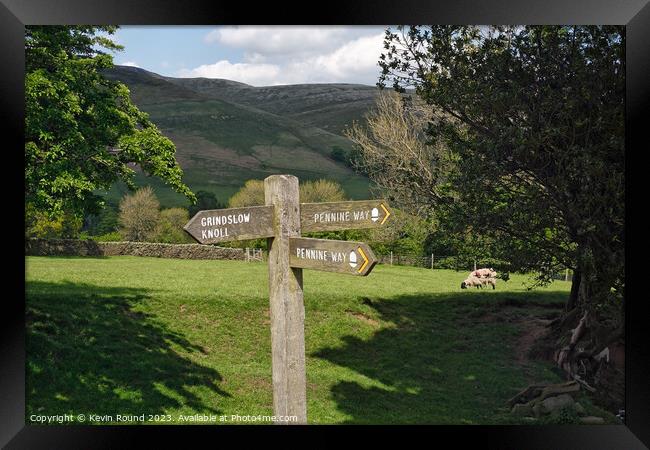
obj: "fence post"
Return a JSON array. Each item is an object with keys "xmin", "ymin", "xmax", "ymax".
[
  {"xmin": 390, "ymin": 251, "xmax": 393, "ymax": 265},
  {"xmin": 565, "ymin": 268, "xmax": 569, "ymax": 282},
  {"xmin": 474, "ymin": 259, "xmax": 477, "ymax": 271},
  {"xmin": 431, "ymin": 254, "xmax": 434, "ymax": 270}
]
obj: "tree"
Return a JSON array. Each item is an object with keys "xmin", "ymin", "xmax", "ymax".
[
  {"xmin": 227, "ymin": 178, "xmax": 351, "ymax": 248},
  {"xmin": 155, "ymin": 208, "xmax": 194, "ymax": 244},
  {"xmin": 83, "ymin": 201, "xmax": 119, "ymax": 236},
  {"xmin": 362, "ymin": 26, "xmax": 624, "ymax": 402},
  {"xmin": 368, "ymin": 207, "xmax": 433, "ymax": 256},
  {"xmin": 330, "ymin": 146, "xmax": 348, "ymax": 163},
  {"xmin": 377, "ymin": 25, "xmax": 624, "ymax": 304},
  {"xmin": 118, "ymin": 187, "xmax": 160, "ymax": 241},
  {"xmin": 228, "ymin": 180, "xmax": 265, "ymax": 208},
  {"xmin": 346, "ymin": 91, "xmax": 457, "ymax": 218},
  {"xmin": 188, "ymin": 190, "xmax": 225, "ymax": 217},
  {"xmin": 25, "ymin": 26, "xmax": 195, "ymax": 235},
  {"xmin": 299, "ymin": 179, "xmax": 346, "ymax": 203},
  {"xmin": 25, "ymin": 203, "xmax": 82, "ymax": 239},
  {"xmin": 228, "ymin": 178, "xmax": 347, "ymax": 207}
]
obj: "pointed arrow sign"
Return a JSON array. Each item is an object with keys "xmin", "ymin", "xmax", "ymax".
[
  {"xmin": 184, "ymin": 205, "xmax": 275, "ymax": 244},
  {"xmin": 289, "ymin": 237, "xmax": 377, "ymax": 276},
  {"xmin": 300, "ymin": 200, "xmax": 392, "ymax": 232}
]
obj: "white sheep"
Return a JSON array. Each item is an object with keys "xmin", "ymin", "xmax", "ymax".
[
  {"xmin": 472, "ymin": 268, "xmax": 497, "ymax": 278},
  {"xmin": 461, "ymin": 276, "xmax": 484, "ymax": 289},
  {"xmin": 480, "ymin": 277, "xmax": 497, "ymax": 290}
]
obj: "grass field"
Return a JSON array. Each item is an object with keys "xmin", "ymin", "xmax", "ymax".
[{"xmin": 25, "ymin": 256, "xmax": 615, "ymax": 425}]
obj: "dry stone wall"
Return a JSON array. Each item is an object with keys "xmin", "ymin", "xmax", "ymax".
[{"xmin": 25, "ymin": 238, "xmax": 249, "ymax": 260}]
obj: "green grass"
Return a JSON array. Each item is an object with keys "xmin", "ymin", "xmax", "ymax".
[{"xmin": 26, "ymin": 256, "xmax": 613, "ymax": 425}]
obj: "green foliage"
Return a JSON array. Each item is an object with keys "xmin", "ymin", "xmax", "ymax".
[
  {"xmin": 94, "ymin": 231, "xmax": 122, "ymax": 242},
  {"xmin": 376, "ymin": 26, "xmax": 624, "ymax": 310},
  {"xmin": 300, "ymin": 179, "xmax": 347, "ymax": 203},
  {"xmin": 228, "ymin": 180, "xmax": 265, "ymax": 208},
  {"xmin": 154, "ymin": 208, "xmax": 194, "ymax": 244},
  {"xmin": 25, "ymin": 26, "xmax": 195, "ymax": 229},
  {"xmin": 118, "ymin": 187, "xmax": 160, "ymax": 242},
  {"xmin": 330, "ymin": 146, "xmax": 347, "ymax": 163},
  {"xmin": 229, "ymin": 178, "xmax": 348, "ymax": 209},
  {"xmin": 329, "ymin": 145, "xmax": 366, "ymax": 174},
  {"xmin": 538, "ymin": 407, "xmax": 582, "ymax": 425},
  {"xmin": 84, "ymin": 204, "xmax": 119, "ymax": 236},
  {"xmin": 188, "ymin": 190, "xmax": 225, "ymax": 217},
  {"xmin": 367, "ymin": 208, "xmax": 433, "ymax": 256},
  {"xmin": 346, "ymin": 145, "xmax": 368, "ymax": 175},
  {"xmin": 26, "ymin": 203, "xmax": 82, "ymax": 239}
]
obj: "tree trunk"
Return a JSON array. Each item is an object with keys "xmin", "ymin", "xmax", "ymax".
[{"xmin": 566, "ymin": 268, "xmax": 581, "ymax": 312}]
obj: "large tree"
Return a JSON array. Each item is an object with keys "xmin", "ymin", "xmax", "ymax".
[
  {"xmin": 25, "ymin": 26, "xmax": 195, "ymax": 231},
  {"xmin": 360, "ymin": 26, "xmax": 624, "ymax": 404}
]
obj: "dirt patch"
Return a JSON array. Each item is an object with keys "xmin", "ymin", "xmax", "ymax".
[
  {"xmin": 345, "ymin": 310, "xmax": 380, "ymax": 327},
  {"xmin": 470, "ymin": 308, "xmax": 556, "ymax": 365},
  {"xmin": 248, "ymin": 376, "xmax": 272, "ymax": 390},
  {"xmin": 515, "ymin": 318, "xmax": 554, "ymax": 365}
]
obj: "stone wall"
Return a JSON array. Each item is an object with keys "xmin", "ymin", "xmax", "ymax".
[{"xmin": 25, "ymin": 238, "xmax": 251, "ymax": 260}]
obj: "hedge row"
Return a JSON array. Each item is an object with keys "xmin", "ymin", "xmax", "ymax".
[{"xmin": 25, "ymin": 238, "xmax": 248, "ymax": 260}]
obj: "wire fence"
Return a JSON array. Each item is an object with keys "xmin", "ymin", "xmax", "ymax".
[
  {"xmin": 377, "ymin": 252, "xmax": 489, "ymax": 271},
  {"xmin": 242, "ymin": 247, "xmax": 573, "ymax": 281},
  {"xmin": 377, "ymin": 251, "xmax": 574, "ymax": 281}
]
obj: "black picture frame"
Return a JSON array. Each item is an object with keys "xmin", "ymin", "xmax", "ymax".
[{"xmin": 3, "ymin": 1, "xmax": 647, "ymax": 447}]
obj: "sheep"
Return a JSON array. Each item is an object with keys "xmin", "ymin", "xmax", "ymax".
[
  {"xmin": 471, "ymin": 267, "xmax": 497, "ymax": 278},
  {"xmin": 480, "ymin": 277, "xmax": 497, "ymax": 290},
  {"xmin": 461, "ymin": 275, "xmax": 484, "ymax": 289}
]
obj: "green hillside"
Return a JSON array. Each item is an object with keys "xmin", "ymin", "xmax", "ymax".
[
  {"xmin": 102, "ymin": 66, "xmax": 376, "ymax": 208},
  {"xmin": 165, "ymin": 76, "xmax": 379, "ymax": 135}
]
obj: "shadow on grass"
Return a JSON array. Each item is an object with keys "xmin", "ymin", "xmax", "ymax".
[
  {"xmin": 26, "ymin": 281, "xmax": 230, "ymax": 420},
  {"xmin": 313, "ymin": 290, "xmax": 568, "ymax": 424}
]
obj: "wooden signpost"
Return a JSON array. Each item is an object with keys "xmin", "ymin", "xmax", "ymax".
[
  {"xmin": 183, "ymin": 205, "xmax": 274, "ymax": 244},
  {"xmin": 300, "ymin": 200, "xmax": 391, "ymax": 232},
  {"xmin": 184, "ymin": 175, "xmax": 390, "ymax": 424},
  {"xmin": 289, "ymin": 237, "xmax": 377, "ymax": 276}
]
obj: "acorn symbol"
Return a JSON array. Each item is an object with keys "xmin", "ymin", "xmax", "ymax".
[{"xmin": 349, "ymin": 251, "xmax": 358, "ymax": 268}]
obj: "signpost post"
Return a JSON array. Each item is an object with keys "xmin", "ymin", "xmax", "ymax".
[{"xmin": 184, "ymin": 174, "xmax": 390, "ymax": 424}]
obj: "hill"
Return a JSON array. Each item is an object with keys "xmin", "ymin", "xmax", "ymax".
[
  {"xmin": 101, "ymin": 66, "xmax": 379, "ymax": 207},
  {"xmin": 165, "ymin": 76, "xmax": 379, "ymax": 135}
]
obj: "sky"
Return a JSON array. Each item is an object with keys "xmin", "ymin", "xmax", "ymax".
[{"xmin": 109, "ymin": 26, "xmax": 390, "ymax": 86}]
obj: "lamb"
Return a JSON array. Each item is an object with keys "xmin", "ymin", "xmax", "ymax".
[{"xmin": 461, "ymin": 275, "xmax": 484, "ymax": 289}]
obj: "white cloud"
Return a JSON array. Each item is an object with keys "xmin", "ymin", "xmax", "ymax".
[
  {"xmin": 178, "ymin": 60, "xmax": 282, "ymax": 86},
  {"xmin": 204, "ymin": 26, "xmax": 363, "ymax": 58},
  {"xmin": 183, "ymin": 30, "xmax": 386, "ymax": 86},
  {"xmin": 120, "ymin": 61, "xmax": 140, "ymax": 68},
  {"xmin": 311, "ymin": 33, "xmax": 385, "ymax": 80}
]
